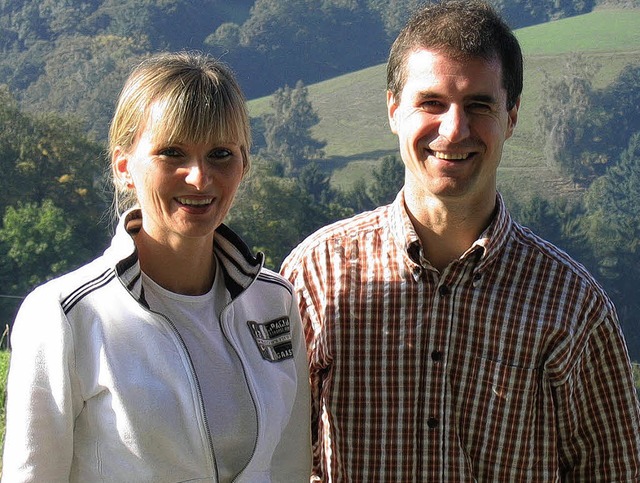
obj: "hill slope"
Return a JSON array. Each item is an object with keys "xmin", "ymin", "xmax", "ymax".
[{"xmin": 248, "ymin": 8, "xmax": 640, "ymax": 200}]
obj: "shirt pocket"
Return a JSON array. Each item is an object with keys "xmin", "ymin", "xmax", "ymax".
[{"xmin": 454, "ymin": 355, "xmax": 544, "ymax": 471}]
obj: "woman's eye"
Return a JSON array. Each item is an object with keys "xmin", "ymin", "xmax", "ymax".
[
  {"xmin": 210, "ymin": 148, "xmax": 233, "ymax": 160},
  {"xmin": 159, "ymin": 147, "xmax": 182, "ymax": 157}
]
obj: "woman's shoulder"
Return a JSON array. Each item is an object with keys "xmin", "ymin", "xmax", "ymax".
[
  {"xmin": 256, "ymin": 267, "xmax": 294, "ymax": 296},
  {"xmin": 22, "ymin": 253, "xmax": 114, "ymax": 310}
]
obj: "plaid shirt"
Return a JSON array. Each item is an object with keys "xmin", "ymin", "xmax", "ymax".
[{"xmin": 281, "ymin": 190, "xmax": 640, "ymax": 482}]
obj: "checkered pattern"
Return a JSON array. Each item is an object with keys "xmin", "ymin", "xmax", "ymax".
[{"xmin": 282, "ymin": 191, "xmax": 640, "ymax": 482}]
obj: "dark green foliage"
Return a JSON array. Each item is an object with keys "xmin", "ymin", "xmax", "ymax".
[
  {"xmin": 0, "ymin": 88, "xmax": 110, "ymax": 326},
  {"xmin": 539, "ymin": 57, "xmax": 640, "ymax": 186},
  {"xmin": 492, "ymin": 0, "xmax": 595, "ymax": 26},
  {"xmin": 538, "ymin": 54, "xmax": 602, "ymax": 184},
  {"xmin": 1, "ymin": 0, "xmax": 602, "ymax": 122},
  {"xmin": 227, "ymin": 156, "xmax": 351, "ymax": 269},
  {"xmin": 206, "ymin": 0, "xmax": 389, "ymax": 96},
  {"xmin": 583, "ymin": 133, "xmax": 640, "ymax": 286},
  {"xmin": 507, "ymin": 193, "xmax": 593, "ymax": 265},
  {"xmin": 369, "ymin": 155, "xmax": 405, "ymax": 206},
  {"xmin": 339, "ymin": 155, "xmax": 405, "ymax": 214},
  {"xmin": 507, "ymin": 131, "xmax": 640, "ymax": 362},
  {"xmin": 581, "ymin": 133, "xmax": 640, "ymax": 359}
]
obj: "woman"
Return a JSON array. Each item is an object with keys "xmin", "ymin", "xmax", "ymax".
[{"xmin": 2, "ymin": 52, "xmax": 311, "ymax": 482}]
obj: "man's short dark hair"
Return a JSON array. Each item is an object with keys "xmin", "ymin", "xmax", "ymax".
[{"xmin": 387, "ymin": 0, "xmax": 523, "ymax": 110}]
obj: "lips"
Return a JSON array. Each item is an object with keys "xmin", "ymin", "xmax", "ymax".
[
  {"xmin": 176, "ymin": 197, "xmax": 213, "ymax": 206},
  {"xmin": 431, "ymin": 150, "xmax": 471, "ymax": 160}
]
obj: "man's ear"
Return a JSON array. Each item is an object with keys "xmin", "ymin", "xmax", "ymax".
[
  {"xmin": 387, "ymin": 90, "xmax": 400, "ymax": 135},
  {"xmin": 506, "ymin": 97, "xmax": 520, "ymax": 140},
  {"xmin": 113, "ymin": 147, "xmax": 133, "ymax": 188}
]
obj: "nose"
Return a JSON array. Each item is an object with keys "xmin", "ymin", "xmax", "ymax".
[
  {"xmin": 438, "ymin": 105, "xmax": 470, "ymax": 142},
  {"xmin": 184, "ymin": 159, "xmax": 211, "ymax": 191}
]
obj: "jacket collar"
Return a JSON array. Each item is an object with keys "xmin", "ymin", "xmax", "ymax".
[{"xmin": 105, "ymin": 209, "xmax": 264, "ymax": 304}]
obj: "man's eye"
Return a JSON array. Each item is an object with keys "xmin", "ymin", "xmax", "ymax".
[
  {"xmin": 420, "ymin": 100, "xmax": 445, "ymax": 112},
  {"xmin": 468, "ymin": 103, "xmax": 492, "ymax": 113}
]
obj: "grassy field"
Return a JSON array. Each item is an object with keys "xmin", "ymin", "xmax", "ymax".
[{"xmin": 248, "ymin": 8, "xmax": 640, "ymax": 200}]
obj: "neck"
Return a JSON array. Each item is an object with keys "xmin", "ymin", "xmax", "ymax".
[
  {"xmin": 135, "ymin": 229, "xmax": 216, "ymax": 295},
  {"xmin": 404, "ymin": 191, "xmax": 496, "ymax": 272}
]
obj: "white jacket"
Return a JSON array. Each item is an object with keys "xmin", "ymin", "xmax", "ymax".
[{"xmin": 2, "ymin": 210, "xmax": 311, "ymax": 482}]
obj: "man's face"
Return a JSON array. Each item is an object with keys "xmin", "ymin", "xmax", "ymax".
[{"xmin": 387, "ymin": 49, "xmax": 519, "ymax": 206}]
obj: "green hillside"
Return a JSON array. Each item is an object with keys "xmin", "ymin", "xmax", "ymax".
[{"xmin": 248, "ymin": 8, "xmax": 640, "ymax": 199}]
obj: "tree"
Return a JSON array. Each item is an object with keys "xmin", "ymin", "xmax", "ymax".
[
  {"xmin": 227, "ymin": 156, "xmax": 351, "ymax": 269},
  {"xmin": 492, "ymin": 0, "xmax": 595, "ymax": 27},
  {"xmin": 0, "ymin": 200, "xmax": 76, "ymax": 292},
  {"xmin": 582, "ymin": 132, "xmax": 640, "ymax": 360},
  {"xmin": 297, "ymin": 162, "xmax": 336, "ymax": 205},
  {"xmin": 260, "ymin": 81, "xmax": 326, "ymax": 174},
  {"xmin": 537, "ymin": 53, "xmax": 602, "ymax": 185},
  {"xmin": 207, "ymin": 0, "xmax": 388, "ymax": 97},
  {"xmin": 0, "ymin": 88, "xmax": 110, "ymax": 326},
  {"xmin": 21, "ymin": 35, "xmax": 149, "ymax": 141},
  {"xmin": 539, "ymin": 59, "xmax": 640, "ymax": 187},
  {"xmin": 592, "ymin": 64, "xmax": 640, "ymax": 169},
  {"xmin": 368, "ymin": 155, "xmax": 405, "ymax": 206}
]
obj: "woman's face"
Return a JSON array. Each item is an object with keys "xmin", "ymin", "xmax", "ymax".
[{"xmin": 114, "ymin": 103, "xmax": 245, "ymax": 247}]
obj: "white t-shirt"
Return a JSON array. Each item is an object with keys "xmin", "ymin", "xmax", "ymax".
[{"xmin": 142, "ymin": 267, "xmax": 257, "ymax": 482}]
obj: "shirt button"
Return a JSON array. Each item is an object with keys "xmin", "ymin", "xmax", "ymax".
[
  {"xmin": 438, "ymin": 285, "xmax": 450, "ymax": 296},
  {"xmin": 431, "ymin": 350, "xmax": 442, "ymax": 362},
  {"xmin": 427, "ymin": 417, "xmax": 439, "ymax": 429}
]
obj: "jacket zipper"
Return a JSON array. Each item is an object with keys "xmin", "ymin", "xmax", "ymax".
[
  {"xmin": 150, "ymin": 309, "xmax": 220, "ymax": 481},
  {"xmin": 219, "ymin": 293, "xmax": 261, "ymax": 483}
]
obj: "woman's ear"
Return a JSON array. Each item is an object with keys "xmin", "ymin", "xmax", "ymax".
[{"xmin": 113, "ymin": 147, "xmax": 134, "ymax": 188}]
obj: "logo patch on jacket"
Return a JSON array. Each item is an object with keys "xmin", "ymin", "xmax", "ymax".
[{"xmin": 248, "ymin": 317, "xmax": 293, "ymax": 362}]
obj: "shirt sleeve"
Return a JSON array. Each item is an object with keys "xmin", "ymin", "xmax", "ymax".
[
  {"xmin": 281, "ymin": 245, "xmax": 330, "ymax": 481},
  {"xmin": 2, "ymin": 287, "xmax": 81, "ymax": 482},
  {"xmin": 554, "ymin": 312, "xmax": 640, "ymax": 481}
]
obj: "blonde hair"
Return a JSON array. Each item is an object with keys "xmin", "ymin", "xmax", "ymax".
[{"xmin": 109, "ymin": 51, "xmax": 251, "ymax": 214}]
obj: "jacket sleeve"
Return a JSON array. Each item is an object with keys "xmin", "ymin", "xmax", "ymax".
[
  {"xmin": 2, "ymin": 286, "xmax": 81, "ymax": 482},
  {"xmin": 269, "ymin": 292, "xmax": 312, "ymax": 482},
  {"xmin": 554, "ymin": 311, "xmax": 640, "ymax": 481}
]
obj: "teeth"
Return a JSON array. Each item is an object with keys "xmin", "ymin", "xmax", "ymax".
[
  {"xmin": 177, "ymin": 197, "xmax": 213, "ymax": 206},
  {"xmin": 433, "ymin": 151, "xmax": 469, "ymax": 160}
]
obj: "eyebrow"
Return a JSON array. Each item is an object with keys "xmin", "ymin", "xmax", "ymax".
[{"xmin": 416, "ymin": 91, "xmax": 498, "ymax": 105}]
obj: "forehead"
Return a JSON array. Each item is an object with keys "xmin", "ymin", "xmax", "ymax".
[
  {"xmin": 401, "ymin": 49, "xmax": 506, "ymax": 101},
  {"xmin": 140, "ymin": 98, "xmax": 241, "ymax": 145}
]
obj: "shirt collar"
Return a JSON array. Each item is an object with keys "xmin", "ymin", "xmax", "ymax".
[
  {"xmin": 473, "ymin": 192, "xmax": 513, "ymax": 270},
  {"xmin": 388, "ymin": 190, "xmax": 513, "ymax": 270},
  {"xmin": 388, "ymin": 189, "xmax": 422, "ymax": 266}
]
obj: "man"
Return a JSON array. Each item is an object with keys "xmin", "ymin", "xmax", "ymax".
[{"xmin": 281, "ymin": 0, "xmax": 640, "ymax": 481}]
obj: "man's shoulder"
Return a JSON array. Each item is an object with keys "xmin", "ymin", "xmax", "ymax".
[
  {"xmin": 510, "ymin": 221, "xmax": 609, "ymax": 298},
  {"xmin": 296, "ymin": 205, "xmax": 390, "ymax": 251},
  {"xmin": 281, "ymin": 204, "xmax": 393, "ymax": 274}
]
